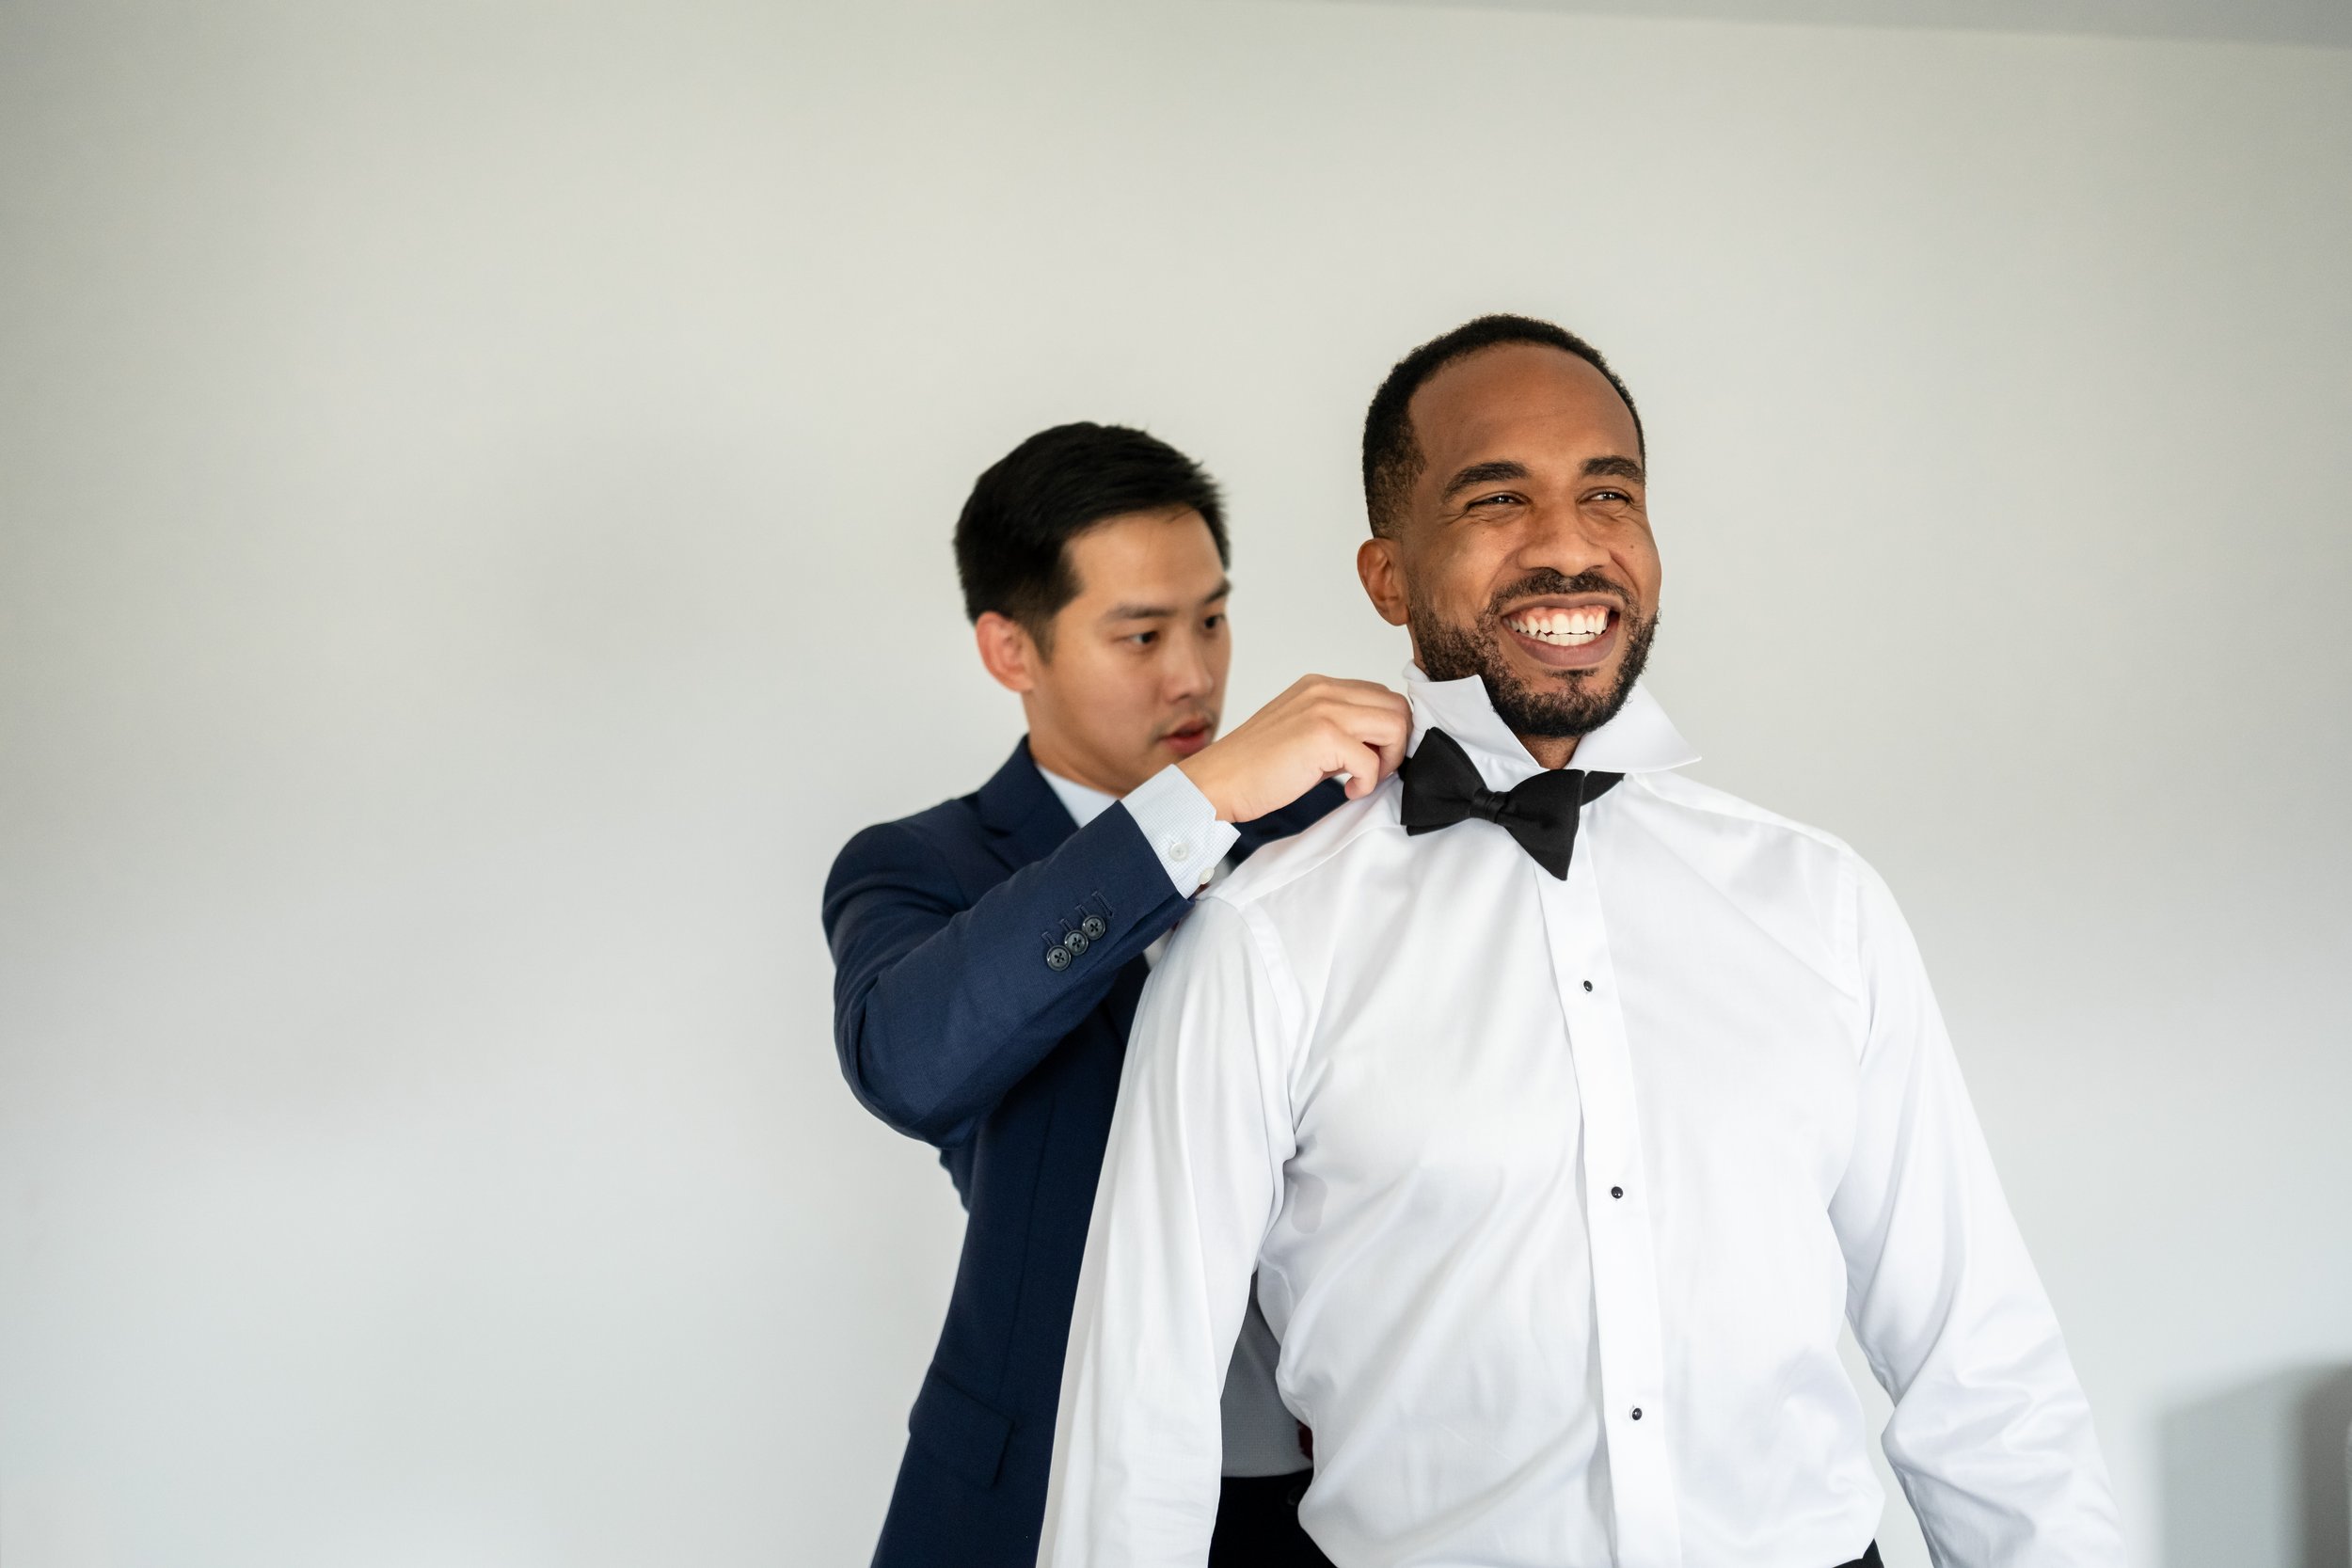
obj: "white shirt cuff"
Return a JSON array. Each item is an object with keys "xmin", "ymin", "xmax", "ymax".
[{"xmin": 1124, "ymin": 764, "xmax": 1240, "ymax": 895}]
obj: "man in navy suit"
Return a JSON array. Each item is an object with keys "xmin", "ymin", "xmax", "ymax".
[{"xmin": 824, "ymin": 422, "xmax": 1409, "ymax": 1568}]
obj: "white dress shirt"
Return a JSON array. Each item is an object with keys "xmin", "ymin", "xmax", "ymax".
[
  {"xmin": 1040, "ymin": 760, "xmax": 1310, "ymax": 1480},
  {"xmin": 1040, "ymin": 670, "xmax": 2123, "ymax": 1568}
]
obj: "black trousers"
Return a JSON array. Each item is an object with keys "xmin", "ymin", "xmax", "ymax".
[
  {"xmin": 1208, "ymin": 1477, "xmax": 1881, "ymax": 1568},
  {"xmin": 1208, "ymin": 1471, "xmax": 1332, "ymax": 1568}
]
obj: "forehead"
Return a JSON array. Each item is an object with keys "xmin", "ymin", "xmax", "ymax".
[
  {"xmin": 1061, "ymin": 506, "xmax": 1225, "ymax": 602},
  {"xmin": 1407, "ymin": 343, "xmax": 1640, "ymax": 478}
]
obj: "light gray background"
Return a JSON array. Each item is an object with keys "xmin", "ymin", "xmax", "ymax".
[{"xmin": 3, "ymin": 3, "xmax": 2347, "ymax": 1565}]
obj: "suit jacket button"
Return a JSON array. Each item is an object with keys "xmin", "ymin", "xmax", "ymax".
[
  {"xmin": 1045, "ymin": 945, "xmax": 1073, "ymax": 972},
  {"xmin": 1062, "ymin": 930, "xmax": 1090, "ymax": 957},
  {"xmin": 1080, "ymin": 915, "xmax": 1106, "ymax": 941}
]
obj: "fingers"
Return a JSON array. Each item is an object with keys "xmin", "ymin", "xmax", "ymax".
[
  {"xmin": 1338, "ymin": 740, "xmax": 1386, "ymax": 800},
  {"xmin": 1297, "ymin": 675, "xmax": 1409, "ymax": 717},
  {"xmin": 1226, "ymin": 676, "xmax": 1413, "ymax": 810},
  {"xmin": 1337, "ymin": 698, "xmax": 1411, "ymax": 780},
  {"xmin": 1299, "ymin": 682, "xmax": 1406, "ymax": 731},
  {"xmin": 1337, "ymin": 720, "xmax": 1406, "ymax": 785},
  {"xmin": 1340, "ymin": 690, "xmax": 1413, "ymax": 745},
  {"xmin": 1285, "ymin": 677, "xmax": 1409, "ymax": 796}
]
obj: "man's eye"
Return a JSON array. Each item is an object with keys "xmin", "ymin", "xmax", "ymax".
[
  {"xmin": 1589, "ymin": 489, "xmax": 1632, "ymax": 503},
  {"xmin": 1469, "ymin": 493, "xmax": 1520, "ymax": 508},
  {"xmin": 1128, "ymin": 631, "xmax": 1158, "ymax": 647},
  {"xmin": 1203, "ymin": 614, "xmax": 1226, "ymax": 632}
]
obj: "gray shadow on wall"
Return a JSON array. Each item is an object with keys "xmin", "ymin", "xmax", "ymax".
[{"xmin": 2163, "ymin": 1365, "xmax": 2352, "ymax": 1568}]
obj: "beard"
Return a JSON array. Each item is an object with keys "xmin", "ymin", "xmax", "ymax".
[{"xmin": 1410, "ymin": 568, "xmax": 1659, "ymax": 739}]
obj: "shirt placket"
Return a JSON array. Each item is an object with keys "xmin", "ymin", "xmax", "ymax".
[{"xmin": 1538, "ymin": 845, "xmax": 1682, "ymax": 1568}]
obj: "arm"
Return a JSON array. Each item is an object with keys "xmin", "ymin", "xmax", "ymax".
[
  {"xmin": 821, "ymin": 768, "xmax": 1227, "ymax": 1147},
  {"xmin": 822, "ymin": 678, "xmax": 1410, "ymax": 1149},
  {"xmin": 1831, "ymin": 862, "xmax": 2126, "ymax": 1565},
  {"xmin": 1039, "ymin": 897, "xmax": 1294, "ymax": 1568}
]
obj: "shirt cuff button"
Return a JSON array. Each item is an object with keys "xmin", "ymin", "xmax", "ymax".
[{"xmin": 1168, "ymin": 840, "xmax": 1191, "ymax": 863}]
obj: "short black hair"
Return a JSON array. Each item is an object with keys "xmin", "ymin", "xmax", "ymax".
[
  {"xmin": 954, "ymin": 421, "xmax": 1228, "ymax": 645},
  {"xmin": 1361, "ymin": 314, "xmax": 1644, "ymax": 537}
]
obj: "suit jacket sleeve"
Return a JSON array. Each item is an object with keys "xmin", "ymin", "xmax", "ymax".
[{"xmin": 821, "ymin": 802, "xmax": 1192, "ymax": 1148}]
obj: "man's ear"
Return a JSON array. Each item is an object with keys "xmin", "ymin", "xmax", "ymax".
[
  {"xmin": 1357, "ymin": 536, "xmax": 1410, "ymax": 628},
  {"xmin": 975, "ymin": 611, "xmax": 1042, "ymax": 693}
]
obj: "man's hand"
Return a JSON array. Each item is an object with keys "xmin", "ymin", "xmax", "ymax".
[{"xmin": 1179, "ymin": 675, "xmax": 1411, "ymax": 823}]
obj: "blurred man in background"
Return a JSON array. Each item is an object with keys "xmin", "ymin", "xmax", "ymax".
[{"xmin": 823, "ymin": 422, "xmax": 1409, "ymax": 1568}]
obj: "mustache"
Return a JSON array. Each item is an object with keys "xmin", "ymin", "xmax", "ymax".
[{"xmin": 1483, "ymin": 568, "xmax": 1639, "ymax": 621}]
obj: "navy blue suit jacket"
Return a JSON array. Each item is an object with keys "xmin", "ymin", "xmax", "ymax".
[{"xmin": 822, "ymin": 740, "xmax": 1343, "ymax": 1568}]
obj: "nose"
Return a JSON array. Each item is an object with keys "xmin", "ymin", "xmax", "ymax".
[
  {"xmin": 1164, "ymin": 626, "xmax": 1216, "ymax": 703},
  {"xmin": 1516, "ymin": 499, "xmax": 1613, "ymax": 578}
]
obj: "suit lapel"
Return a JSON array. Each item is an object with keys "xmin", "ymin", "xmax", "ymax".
[{"xmin": 974, "ymin": 737, "xmax": 1077, "ymax": 878}]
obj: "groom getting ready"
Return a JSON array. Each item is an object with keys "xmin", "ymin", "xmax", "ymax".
[
  {"xmin": 822, "ymin": 421, "xmax": 1409, "ymax": 1568},
  {"xmin": 1041, "ymin": 318, "xmax": 2126, "ymax": 1567}
]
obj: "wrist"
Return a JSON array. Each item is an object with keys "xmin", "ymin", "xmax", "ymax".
[{"xmin": 1176, "ymin": 752, "xmax": 1238, "ymax": 823}]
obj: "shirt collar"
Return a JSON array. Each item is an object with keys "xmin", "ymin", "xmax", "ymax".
[
  {"xmin": 1405, "ymin": 663, "xmax": 1700, "ymax": 792},
  {"xmin": 1039, "ymin": 764, "xmax": 1120, "ymax": 829}
]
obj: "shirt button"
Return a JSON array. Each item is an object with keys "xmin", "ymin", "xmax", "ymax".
[
  {"xmin": 1044, "ymin": 945, "xmax": 1073, "ymax": 972},
  {"xmin": 1630, "ymin": 1407, "xmax": 1644, "ymax": 1421},
  {"xmin": 1080, "ymin": 915, "xmax": 1107, "ymax": 941},
  {"xmin": 1611, "ymin": 1186, "xmax": 1624, "ymax": 1199},
  {"xmin": 1168, "ymin": 840, "xmax": 1192, "ymax": 863},
  {"xmin": 1581, "ymin": 980, "xmax": 1593, "ymax": 992}
]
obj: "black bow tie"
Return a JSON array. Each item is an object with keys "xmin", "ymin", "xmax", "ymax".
[{"xmin": 1399, "ymin": 727, "xmax": 1622, "ymax": 879}]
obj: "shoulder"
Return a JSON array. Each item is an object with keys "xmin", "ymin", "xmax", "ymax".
[
  {"xmin": 824, "ymin": 791, "xmax": 988, "ymax": 901},
  {"xmin": 1622, "ymin": 769, "xmax": 1863, "ymax": 865},
  {"xmin": 1614, "ymin": 769, "xmax": 1884, "ymax": 990},
  {"xmin": 1212, "ymin": 781, "xmax": 1401, "ymax": 913},
  {"xmin": 836, "ymin": 792, "xmax": 985, "ymax": 863},
  {"xmin": 1240, "ymin": 777, "xmax": 1351, "ymax": 847}
]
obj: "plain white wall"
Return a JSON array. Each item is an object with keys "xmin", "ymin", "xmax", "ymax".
[{"xmin": 3, "ymin": 3, "xmax": 2347, "ymax": 1564}]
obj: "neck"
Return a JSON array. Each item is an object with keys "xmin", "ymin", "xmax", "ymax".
[
  {"xmin": 1025, "ymin": 731, "xmax": 1127, "ymax": 798},
  {"xmin": 1517, "ymin": 733, "xmax": 1582, "ymax": 770}
]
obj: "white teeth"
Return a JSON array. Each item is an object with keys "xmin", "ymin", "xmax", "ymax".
[{"xmin": 1505, "ymin": 606, "xmax": 1613, "ymax": 645}]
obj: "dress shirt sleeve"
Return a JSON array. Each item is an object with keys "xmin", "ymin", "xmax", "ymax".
[
  {"xmin": 1831, "ymin": 862, "xmax": 2126, "ymax": 1565},
  {"xmin": 1039, "ymin": 896, "xmax": 1294, "ymax": 1568},
  {"xmin": 1123, "ymin": 763, "xmax": 1243, "ymax": 894}
]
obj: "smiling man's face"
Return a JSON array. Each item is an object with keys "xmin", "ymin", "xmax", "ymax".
[{"xmin": 1358, "ymin": 341, "xmax": 1661, "ymax": 764}]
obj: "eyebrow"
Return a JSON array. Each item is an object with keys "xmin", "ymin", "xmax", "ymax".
[
  {"xmin": 1102, "ymin": 578, "xmax": 1232, "ymax": 623},
  {"xmin": 1438, "ymin": 459, "xmax": 1530, "ymax": 502},
  {"xmin": 1438, "ymin": 454, "xmax": 1646, "ymax": 503}
]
